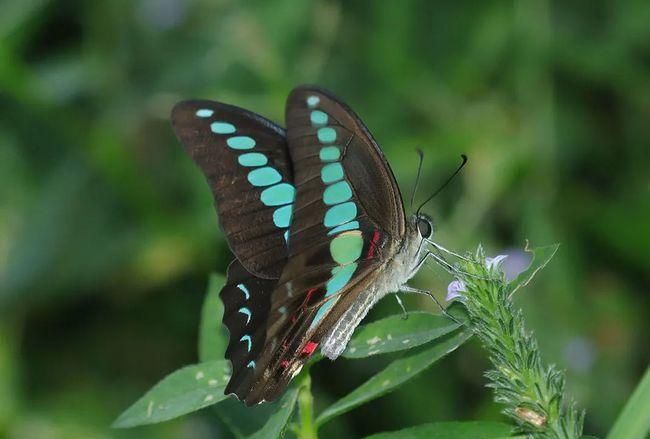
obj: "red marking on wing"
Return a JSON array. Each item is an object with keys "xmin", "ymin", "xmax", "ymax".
[
  {"xmin": 280, "ymin": 360, "xmax": 290, "ymax": 369},
  {"xmin": 366, "ymin": 230, "xmax": 382, "ymax": 259},
  {"xmin": 301, "ymin": 341, "xmax": 319, "ymax": 356},
  {"xmin": 300, "ymin": 287, "xmax": 318, "ymax": 309}
]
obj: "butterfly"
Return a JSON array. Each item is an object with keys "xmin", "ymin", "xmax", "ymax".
[{"xmin": 171, "ymin": 86, "xmax": 446, "ymax": 406}]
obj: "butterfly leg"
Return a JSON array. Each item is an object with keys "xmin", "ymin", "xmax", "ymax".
[
  {"xmin": 420, "ymin": 248, "xmax": 489, "ymax": 281},
  {"xmin": 399, "ymin": 285, "xmax": 463, "ymax": 325},
  {"xmin": 425, "ymin": 239, "xmax": 472, "ymax": 262},
  {"xmin": 394, "ymin": 294, "xmax": 408, "ymax": 320},
  {"xmin": 413, "ymin": 249, "xmax": 458, "ymax": 278}
]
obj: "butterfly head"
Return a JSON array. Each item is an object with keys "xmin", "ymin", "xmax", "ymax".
[{"xmin": 415, "ymin": 213, "xmax": 434, "ymax": 240}]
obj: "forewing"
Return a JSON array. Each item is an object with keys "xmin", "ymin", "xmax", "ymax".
[
  {"xmin": 172, "ymin": 100, "xmax": 295, "ymax": 279},
  {"xmin": 240, "ymin": 86, "xmax": 406, "ymax": 404}
]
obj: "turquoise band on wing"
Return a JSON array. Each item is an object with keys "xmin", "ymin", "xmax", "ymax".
[
  {"xmin": 238, "ymin": 152, "xmax": 268, "ymax": 167},
  {"xmin": 198, "ymin": 114, "xmax": 296, "ymax": 251},
  {"xmin": 196, "ymin": 109, "xmax": 214, "ymax": 118},
  {"xmin": 248, "ymin": 167, "xmax": 282, "ymax": 187},
  {"xmin": 237, "ymin": 283, "xmax": 250, "ymax": 300},
  {"xmin": 211, "ymin": 121, "xmax": 236, "ymax": 134},
  {"xmin": 307, "ymin": 96, "xmax": 366, "ymax": 330},
  {"xmin": 238, "ymin": 307, "xmax": 252, "ymax": 324}
]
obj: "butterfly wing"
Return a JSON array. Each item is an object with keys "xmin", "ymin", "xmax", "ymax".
[
  {"xmin": 171, "ymin": 100, "xmax": 294, "ymax": 279},
  {"xmin": 241, "ymin": 86, "xmax": 407, "ymax": 404},
  {"xmin": 220, "ymin": 260, "xmax": 276, "ymax": 399}
]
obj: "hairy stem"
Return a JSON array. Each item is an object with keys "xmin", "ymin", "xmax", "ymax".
[{"xmin": 456, "ymin": 248, "xmax": 584, "ymax": 439}]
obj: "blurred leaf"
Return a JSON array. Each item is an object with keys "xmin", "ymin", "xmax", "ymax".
[
  {"xmin": 247, "ymin": 386, "xmax": 299, "ymax": 439},
  {"xmin": 508, "ymin": 244, "xmax": 559, "ymax": 295},
  {"xmin": 316, "ymin": 328, "xmax": 472, "ymax": 427},
  {"xmin": 362, "ymin": 421, "xmax": 520, "ymax": 439},
  {"xmin": 199, "ymin": 273, "xmax": 228, "ymax": 362},
  {"xmin": 112, "ymin": 360, "xmax": 231, "ymax": 428},
  {"xmin": 606, "ymin": 367, "xmax": 650, "ymax": 439},
  {"xmin": 0, "ymin": 0, "xmax": 50, "ymax": 40},
  {"xmin": 214, "ymin": 397, "xmax": 280, "ymax": 439},
  {"xmin": 343, "ymin": 312, "xmax": 461, "ymax": 359}
]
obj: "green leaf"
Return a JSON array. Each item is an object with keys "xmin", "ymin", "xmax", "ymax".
[
  {"xmin": 199, "ymin": 274, "xmax": 228, "ymax": 362},
  {"xmin": 606, "ymin": 367, "xmax": 650, "ymax": 439},
  {"xmin": 247, "ymin": 386, "xmax": 300, "ymax": 439},
  {"xmin": 112, "ymin": 360, "xmax": 231, "ymax": 428},
  {"xmin": 362, "ymin": 421, "xmax": 521, "ymax": 439},
  {"xmin": 508, "ymin": 243, "xmax": 559, "ymax": 295},
  {"xmin": 316, "ymin": 328, "xmax": 472, "ymax": 427},
  {"xmin": 214, "ymin": 397, "xmax": 279, "ymax": 439},
  {"xmin": 343, "ymin": 312, "xmax": 461, "ymax": 359}
]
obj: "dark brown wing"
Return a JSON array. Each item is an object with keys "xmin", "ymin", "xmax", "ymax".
[
  {"xmin": 240, "ymin": 86, "xmax": 407, "ymax": 404},
  {"xmin": 220, "ymin": 260, "xmax": 275, "ymax": 400},
  {"xmin": 172, "ymin": 100, "xmax": 294, "ymax": 279}
]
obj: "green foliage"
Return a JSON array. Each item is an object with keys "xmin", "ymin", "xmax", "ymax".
[
  {"xmin": 116, "ymin": 276, "xmax": 471, "ymax": 436},
  {"xmin": 199, "ymin": 274, "xmax": 228, "ymax": 362},
  {"xmin": 248, "ymin": 386, "xmax": 301, "ymax": 439},
  {"xmin": 112, "ymin": 360, "xmax": 231, "ymax": 428},
  {"xmin": 317, "ymin": 329, "xmax": 472, "ymax": 428},
  {"xmin": 606, "ymin": 367, "xmax": 650, "ymax": 439},
  {"xmin": 363, "ymin": 421, "xmax": 521, "ymax": 439},
  {"xmin": 342, "ymin": 312, "xmax": 462, "ymax": 359}
]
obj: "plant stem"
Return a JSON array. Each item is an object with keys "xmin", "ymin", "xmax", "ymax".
[
  {"xmin": 296, "ymin": 371, "xmax": 318, "ymax": 439},
  {"xmin": 457, "ymin": 248, "xmax": 584, "ymax": 439}
]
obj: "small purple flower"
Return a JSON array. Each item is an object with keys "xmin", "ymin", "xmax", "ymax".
[
  {"xmin": 485, "ymin": 254, "xmax": 508, "ymax": 271},
  {"xmin": 500, "ymin": 249, "xmax": 532, "ymax": 281},
  {"xmin": 446, "ymin": 280, "xmax": 467, "ymax": 302}
]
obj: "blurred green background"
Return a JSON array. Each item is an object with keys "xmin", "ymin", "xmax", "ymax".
[{"xmin": 1, "ymin": 0, "xmax": 648, "ymax": 438}]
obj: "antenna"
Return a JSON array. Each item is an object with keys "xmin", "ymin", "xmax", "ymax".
[
  {"xmin": 415, "ymin": 154, "xmax": 468, "ymax": 216},
  {"xmin": 409, "ymin": 149, "xmax": 425, "ymax": 210}
]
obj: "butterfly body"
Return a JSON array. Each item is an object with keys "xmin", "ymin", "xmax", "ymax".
[
  {"xmin": 172, "ymin": 86, "xmax": 435, "ymax": 405},
  {"xmin": 320, "ymin": 216, "xmax": 429, "ymax": 359}
]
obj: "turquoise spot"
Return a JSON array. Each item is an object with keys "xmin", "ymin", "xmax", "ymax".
[
  {"xmin": 326, "ymin": 263, "xmax": 358, "ymax": 295},
  {"xmin": 321, "ymin": 163, "xmax": 344, "ymax": 183},
  {"xmin": 323, "ymin": 181, "xmax": 352, "ymax": 205},
  {"xmin": 238, "ymin": 152, "xmax": 267, "ymax": 167},
  {"xmin": 273, "ymin": 204, "xmax": 293, "ymax": 228},
  {"xmin": 247, "ymin": 167, "xmax": 282, "ymax": 187},
  {"xmin": 307, "ymin": 96, "xmax": 320, "ymax": 108},
  {"xmin": 247, "ymin": 361, "xmax": 256, "ymax": 368},
  {"xmin": 237, "ymin": 284, "xmax": 250, "ymax": 299},
  {"xmin": 210, "ymin": 121, "xmax": 236, "ymax": 134},
  {"xmin": 278, "ymin": 306, "xmax": 287, "ymax": 315},
  {"xmin": 240, "ymin": 335, "xmax": 252, "ymax": 352},
  {"xmin": 319, "ymin": 146, "xmax": 340, "ymax": 161},
  {"xmin": 324, "ymin": 202, "xmax": 357, "ymax": 228},
  {"xmin": 330, "ymin": 231, "xmax": 364, "ymax": 265},
  {"xmin": 283, "ymin": 230, "xmax": 289, "ymax": 244},
  {"xmin": 227, "ymin": 136, "xmax": 255, "ymax": 150},
  {"xmin": 310, "ymin": 110, "xmax": 328, "ymax": 125},
  {"xmin": 317, "ymin": 127, "xmax": 337, "ymax": 143},
  {"xmin": 261, "ymin": 183, "xmax": 296, "ymax": 206},
  {"xmin": 196, "ymin": 109, "xmax": 214, "ymax": 118},
  {"xmin": 238, "ymin": 307, "xmax": 252, "ymax": 324},
  {"xmin": 327, "ymin": 221, "xmax": 360, "ymax": 236}
]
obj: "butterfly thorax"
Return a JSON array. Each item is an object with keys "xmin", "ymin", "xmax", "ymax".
[{"xmin": 320, "ymin": 215, "xmax": 430, "ymax": 359}]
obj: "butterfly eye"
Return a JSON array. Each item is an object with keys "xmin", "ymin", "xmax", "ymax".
[{"xmin": 417, "ymin": 218, "xmax": 432, "ymax": 238}]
